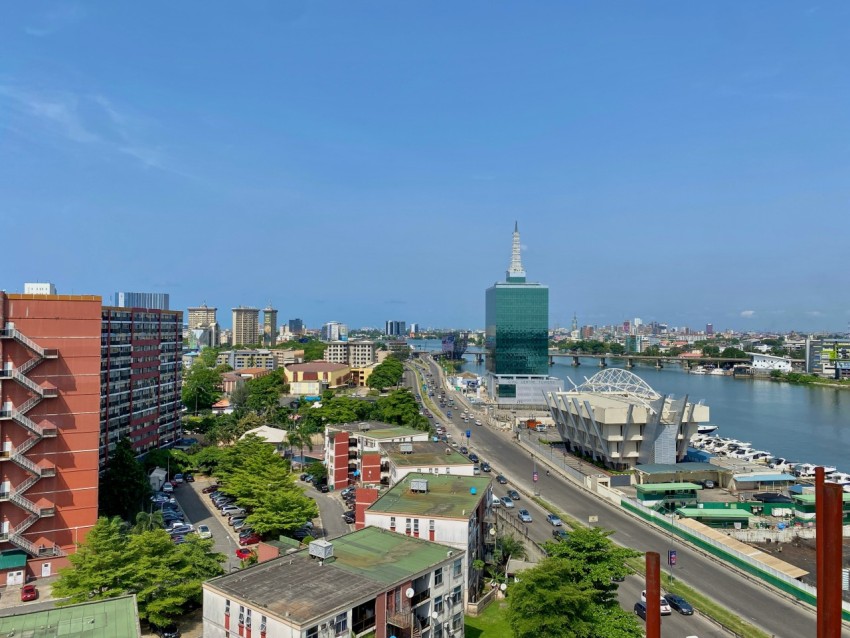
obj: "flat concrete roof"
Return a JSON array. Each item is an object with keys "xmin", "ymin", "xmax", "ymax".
[
  {"xmin": 368, "ymin": 473, "xmax": 491, "ymax": 518},
  {"xmin": 636, "ymin": 482, "xmax": 703, "ymax": 491},
  {"xmin": 732, "ymin": 473, "xmax": 796, "ymax": 483},
  {"xmin": 676, "ymin": 508, "xmax": 754, "ymax": 519},
  {"xmin": 362, "ymin": 427, "xmax": 428, "ymax": 440},
  {"xmin": 206, "ymin": 527, "xmax": 457, "ymax": 626},
  {"xmin": 636, "ymin": 462, "xmax": 720, "ymax": 475},
  {"xmin": 385, "ymin": 442, "xmax": 472, "ymax": 467},
  {"xmin": 0, "ymin": 595, "xmax": 140, "ymax": 637},
  {"xmin": 793, "ymin": 493, "xmax": 850, "ymax": 504}
]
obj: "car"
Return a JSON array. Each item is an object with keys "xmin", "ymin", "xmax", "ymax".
[
  {"xmin": 500, "ymin": 496, "xmax": 515, "ymax": 508},
  {"xmin": 239, "ymin": 533, "xmax": 261, "ymax": 546},
  {"xmin": 162, "ymin": 482, "xmax": 174, "ymax": 493},
  {"xmin": 640, "ymin": 590, "xmax": 672, "ymax": 615},
  {"xmin": 552, "ymin": 529, "xmax": 570, "ymax": 541},
  {"xmin": 229, "ymin": 516, "xmax": 247, "ymax": 528},
  {"xmin": 173, "ymin": 473, "xmax": 184, "ymax": 483},
  {"xmin": 481, "ymin": 462, "xmax": 491, "ymax": 473},
  {"xmin": 152, "ymin": 623, "xmax": 181, "ymax": 638},
  {"xmin": 460, "ymin": 446, "xmax": 468, "ymax": 455},
  {"xmin": 236, "ymin": 548, "xmax": 255, "ymax": 560},
  {"xmin": 664, "ymin": 594, "xmax": 694, "ymax": 615},
  {"xmin": 303, "ymin": 474, "xmax": 314, "ymax": 483},
  {"xmin": 496, "ymin": 474, "xmax": 508, "ymax": 484},
  {"xmin": 343, "ymin": 513, "xmax": 355, "ymax": 524},
  {"xmin": 468, "ymin": 453, "xmax": 479, "ymax": 463},
  {"xmin": 299, "ymin": 473, "xmax": 309, "ymax": 481},
  {"xmin": 546, "ymin": 514, "xmax": 563, "ymax": 526},
  {"xmin": 320, "ymin": 484, "xmax": 330, "ymax": 493},
  {"xmin": 340, "ymin": 487, "xmax": 354, "ymax": 498},
  {"xmin": 446, "ymin": 411, "xmax": 452, "ymax": 418},
  {"xmin": 475, "ymin": 420, "xmax": 482, "ymax": 426},
  {"xmin": 168, "ymin": 524, "xmax": 194, "ymax": 536},
  {"xmin": 184, "ymin": 473, "xmax": 195, "ymax": 483},
  {"xmin": 196, "ymin": 524, "xmax": 212, "ymax": 539},
  {"xmin": 699, "ymin": 479, "xmax": 715, "ymax": 489},
  {"xmin": 208, "ymin": 490, "xmax": 224, "ymax": 499},
  {"xmin": 506, "ymin": 489, "xmax": 520, "ymax": 501},
  {"xmin": 518, "ymin": 509, "xmax": 532, "ymax": 523},
  {"xmin": 221, "ymin": 506, "xmax": 246, "ymax": 517},
  {"xmin": 238, "ymin": 528, "xmax": 255, "ymax": 538},
  {"xmin": 171, "ymin": 534, "xmax": 187, "ymax": 544},
  {"xmin": 233, "ymin": 519, "xmax": 249, "ymax": 531},
  {"xmin": 20, "ymin": 584, "xmax": 38, "ymax": 602},
  {"xmin": 633, "ymin": 601, "xmax": 647, "ymax": 620}
]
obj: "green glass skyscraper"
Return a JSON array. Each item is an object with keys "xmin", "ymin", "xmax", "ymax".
[{"xmin": 485, "ymin": 223, "xmax": 550, "ymax": 380}]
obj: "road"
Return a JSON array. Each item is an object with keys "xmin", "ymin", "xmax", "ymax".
[{"xmin": 411, "ymin": 356, "xmax": 847, "ymax": 638}]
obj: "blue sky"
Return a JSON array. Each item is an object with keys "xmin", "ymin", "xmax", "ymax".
[{"xmin": 1, "ymin": 2, "xmax": 848, "ymax": 333}]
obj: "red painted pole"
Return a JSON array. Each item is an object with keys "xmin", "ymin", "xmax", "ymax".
[
  {"xmin": 645, "ymin": 551, "xmax": 661, "ymax": 638},
  {"xmin": 822, "ymin": 482, "xmax": 843, "ymax": 638},
  {"xmin": 816, "ymin": 466, "xmax": 825, "ymax": 637}
]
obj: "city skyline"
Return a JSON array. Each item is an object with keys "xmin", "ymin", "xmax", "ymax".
[{"xmin": 2, "ymin": 3, "xmax": 848, "ymax": 332}]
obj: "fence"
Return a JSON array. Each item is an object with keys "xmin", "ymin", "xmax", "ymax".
[
  {"xmin": 493, "ymin": 507, "xmax": 548, "ymax": 563},
  {"xmin": 621, "ymin": 498, "xmax": 850, "ymax": 620},
  {"xmin": 465, "ymin": 586, "xmax": 498, "ymax": 616}
]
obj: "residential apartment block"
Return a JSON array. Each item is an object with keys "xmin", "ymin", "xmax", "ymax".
[
  {"xmin": 100, "ymin": 306, "xmax": 183, "ymax": 463},
  {"xmin": 262, "ymin": 306, "xmax": 277, "ymax": 347},
  {"xmin": 287, "ymin": 362, "xmax": 351, "ymax": 396},
  {"xmin": 203, "ymin": 527, "xmax": 466, "ymax": 638},
  {"xmin": 232, "ymin": 307, "xmax": 260, "ymax": 346},
  {"xmin": 362, "ymin": 473, "xmax": 492, "ymax": 604},
  {"xmin": 216, "ymin": 349, "xmax": 277, "ymax": 371},
  {"xmin": 0, "ymin": 292, "xmax": 101, "ymax": 583},
  {"xmin": 114, "ymin": 292, "xmax": 170, "ymax": 311},
  {"xmin": 324, "ymin": 422, "xmax": 431, "ymax": 490},
  {"xmin": 324, "ymin": 340, "xmax": 376, "ymax": 367}
]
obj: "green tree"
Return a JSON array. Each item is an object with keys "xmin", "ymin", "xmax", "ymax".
[
  {"xmin": 376, "ymin": 389, "xmax": 429, "ymax": 430},
  {"xmin": 53, "ymin": 517, "xmax": 129, "ymax": 600},
  {"xmin": 306, "ymin": 461, "xmax": 327, "ymax": 482},
  {"xmin": 702, "ymin": 345, "xmax": 721, "ymax": 357},
  {"xmin": 642, "ymin": 345, "xmax": 661, "ymax": 356},
  {"xmin": 721, "ymin": 347, "xmax": 748, "ymax": 359},
  {"xmin": 229, "ymin": 382, "xmax": 250, "ymax": 411},
  {"xmin": 99, "ymin": 439, "xmax": 151, "ymax": 521},
  {"xmin": 245, "ymin": 369, "xmax": 288, "ymax": 412},
  {"xmin": 302, "ymin": 340, "xmax": 327, "ymax": 362},
  {"xmin": 367, "ymin": 357, "xmax": 405, "ymax": 391},
  {"xmin": 132, "ymin": 511, "xmax": 164, "ymax": 534},
  {"xmin": 181, "ymin": 363, "xmax": 222, "ymax": 413},
  {"xmin": 244, "ymin": 489, "xmax": 319, "ymax": 537},
  {"xmin": 496, "ymin": 533, "xmax": 527, "ymax": 562}
]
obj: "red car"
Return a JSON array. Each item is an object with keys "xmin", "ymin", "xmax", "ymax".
[
  {"xmin": 21, "ymin": 584, "xmax": 38, "ymax": 602},
  {"xmin": 238, "ymin": 533, "xmax": 261, "ymax": 546},
  {"xmin": 201, "ymin": 484, "xmax": 220, "ymax": 494},
  {"xmin": 235, "ymin": 548, "xmax": 254, "ymax": 560}
]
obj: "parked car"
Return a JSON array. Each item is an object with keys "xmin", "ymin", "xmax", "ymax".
[
  {"xmin": 236, "ymin": 548, "xmax": 255, "ymax": 560},
  {"xmin": 506, "ymin": 489, "xmax": 520, "ymax": 501},
  {"xmin": 633, "ymin": 601, "xmax": 647, "ymax": 620},
  {"xmin": 20, "ymin": 584, "xmax": 38, "ymax": 602},
  {"xmin": 496, "ymin": 474, "xmax": 508, "ymax": 485},
  {"xmin": 320, "ymin": 484, "xmax": 330, "ymax": 493},
  {"xmin": 552, "ymin": 529, "xmax": 569, "ymax": 542},
  {"xmin": 239, "ymin": 533, "xmax": 261, "ymax": 546},
  {"xmin": 168, "ymin": 524, "xmax": 194, "ymax": 536},
  {"xmin": 546, "ymin": 514, "xmax": 563, "ymax": 526},
  {"xmin": 481, "ymin": 462, "xmax": 491, "ymax": 473},
  {"xmin": 173, "ymin": 473, "xmax": 184, "ymax": 483},
  {"xmin": 221, "ymin": 505, "xmax": 246, "ymax": 517},
  {"xmin": 460, "ymin": 446, "xmax": 468, "ymax": 455},
  {"xmin": 152, "ymin": 623, "xmax": 181, "ymax": 638},
  {"xmin": 229, "ymin": 517, "xmax": 247, "ymax": 528},
  {"xmin": 468, "ymin": 453, "xmax": 479, "ymax": 463},
  {"xmin": 500, "ymin": 496, "xmax": 515, "ymax": 508},
  {"xmin": 184, "ymin": 473, "xmax": 195, "ymax": 483},
  {"xmin": 162, "ymin": 483, "xmax": 174, "ymax": 493},
  {"xmin": 343, "ymin": 513, "xmax": 355, "ymax": 524},
  {"xmin": 518, "ymin": 509, "xmax": 532, "ymax": 523},
  {"xmin": 238, "ymin": 528, "xmax": 255, "ymax": 539},
  {"xmin": 664, "ymin": 594, "xmax": 694, "ymax": 615},
  {"xmin": 699, "ymin": 479, "xmax": 716, "ymax": 489},
  {"xmin": 196, "ymin": 525, "xmax": 212, "ymax": 539}
]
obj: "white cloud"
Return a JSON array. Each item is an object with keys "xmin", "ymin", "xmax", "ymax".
[
  {"xmin": 740, "ymin": 310, "xmax": 756, "ymax": 318},
  {"xmin": 0, "ymin": 85, "xmax": 99, "ymax": 143}
]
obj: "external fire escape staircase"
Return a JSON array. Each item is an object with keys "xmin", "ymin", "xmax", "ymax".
[{"xmin": 0, "ymin": 323, "xmax": 62, "ymax": 557}]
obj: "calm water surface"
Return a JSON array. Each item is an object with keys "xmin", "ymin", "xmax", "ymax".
[{"xmin": 410, "ymin": 340, "xmax": 850, "ymax": 472}]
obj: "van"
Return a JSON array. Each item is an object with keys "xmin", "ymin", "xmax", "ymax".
[
  {"xmin": 491, "ymin": 494, "xmax": 501, "ymax": 507},
  {"xmin": 473, "ymin": 464, "xmax": 481, "ymax": 475}
]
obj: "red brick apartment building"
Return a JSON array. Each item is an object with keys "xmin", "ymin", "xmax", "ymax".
[{"xmin": 0, "ymin": 293, "xmax": 101, "ymax": 583}]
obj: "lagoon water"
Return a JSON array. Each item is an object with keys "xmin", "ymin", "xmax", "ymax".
[{"xmin": 410, "ymin": 339, "xmax": 850, "ymax": 472}]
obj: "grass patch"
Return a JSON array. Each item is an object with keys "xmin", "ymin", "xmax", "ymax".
[
  {"xmin": 465, "ymin": 600, "xmax": 511, "ymax": 638},
  {"xmin": 624, "ymin": 557, "xmax": 771, "ymax": 638}
]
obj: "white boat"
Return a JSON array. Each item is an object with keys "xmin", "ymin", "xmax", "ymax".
[
  {"xmin": 794, "ymin": 463, "xmax": 838, "ymax": 478},
  {"xmin": 690, "ymin": 366, "xmax": 708, "ymax": 375},
  {"xmin": 768, "ymin": 458, "xmax": 797, "ymax": 472},
  {"xmin": 826, "ymin": 472, "xmax": 850, "ymax": 485},
  {"xmin": 697, "ymin": 424, "xmax": 719, "ymax": 435},
  {"xmin": 710, "ymin": 367, "xmax": 729, "ymax": 376}
]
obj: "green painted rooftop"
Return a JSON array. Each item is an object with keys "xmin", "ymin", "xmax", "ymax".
[
  {"xmin": 636, "ymin": 482, "xmax": 703, "ymax": 491},
  {"xmin": 385, "ymin": 442, "xmax": 472, "ymax": 466},
  {"xmin": 367, "ymin": 473, "xmax": 491, "ymax": 518},
  {"xmin": 792, "ymin": 493, "xmax": 850, "ymax": 504},
  {"xmin": 676, "ymin": 508, "xmax": 754, "ymax": 519},
  {"xmin": 0, "ymin": 595, "xmax": 140, "ymax": 637},
  {"xmin": 329, "ymin": 526, "xmax": 459, "ymax": 584}
]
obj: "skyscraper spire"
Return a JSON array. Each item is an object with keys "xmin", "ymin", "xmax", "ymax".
[{"xmin": 507, "ymin": 221, "xmax": 526, "ymax": 282}]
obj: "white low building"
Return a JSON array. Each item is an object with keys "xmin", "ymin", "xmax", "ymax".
[{"xmin": 750, "ymin": 353, "xmax": 793, "ymax": 372}]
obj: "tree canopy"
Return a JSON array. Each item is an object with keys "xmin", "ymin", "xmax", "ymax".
[
  {"xmin": 53, "ymin": 516, "xmax": 225, "ymax": 626},
  {"xmin": 181, "ymin": 361, "xmax": 222, "ymax": 412},
  {"xmin": 366, "ymin": 357, "xmax": 405, "ymax": 390},
  {"xmin": 99, "ymin": 439, "xmax": 151, "ymax": 521}
]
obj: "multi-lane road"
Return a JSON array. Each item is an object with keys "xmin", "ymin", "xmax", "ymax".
[{"xmin": 409, "ymin": 356, "xmax": 848, "ymax": 638}]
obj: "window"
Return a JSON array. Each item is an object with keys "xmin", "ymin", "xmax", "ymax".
[
  {"xmin": 413, "ymin": 519, "xmax": 419, "ymax": 535},
  {"xmin": 334, "ymin": 612, "xmax": 348, "ymax": 635},
  {"xmin": 306, "ymin": 627, "xmax": 318, "ymax": 638},
  {"xmin": 434, "ymin": 594, "xmax": 443, "ymax": 613},
  {"xmin": 434, "ymin": 567, "xmax": 443, "ymax": 587},
  {"xmin": 405, "ymin": 518, "xmax": 412, "ymax": 534},
  {"xmin": 260, "ymin": 616, "xmax": 267, "ymax": 632},
  {"xmin": 246, "ymin": 609, "xmax": 252, "ymax": 629},
  {"xmin": 433, "ymin": 622, "xmax": 443, "ymax": 638},
  {"xmin": 451, "ymin": 585, "xmax": 462, "ymax": 605},
  {"xmin": 238, "ymin": 605, "xmax": 245, "ymax": 626},
  {"xmin": 452, "ymin": 612, "xmax": 463, "ymax": 631},
  {"xmin": 390, "ymin": 516, "xmax": 396, "ymax": 530},
  {"xmin": 224, "ymin": 600, "xmax": 231, "ymax": 616},
  {"xmin": 445, "ymin": 467, "xmax": 451, "ymax": 474},
  {"xmin": 452, "ymin": 558, "xmax": 462, "ymax": 578}
]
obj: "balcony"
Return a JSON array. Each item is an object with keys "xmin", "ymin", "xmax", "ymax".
[
  {"xmin": 410, "ymin": 588, "xmax": 430, "ymax": 607},
  {"xmin": 386, "ymin": 606, "xmax": 412, "ymax": 629}
]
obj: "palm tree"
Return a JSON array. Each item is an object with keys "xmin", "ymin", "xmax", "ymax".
[
  {"xmin": 133, "ymin": 510, "xmax": 164, "ymax": 533},
  {"xmin": 497, "ymin": 533, "xmax": 528, "ymax": 562}
]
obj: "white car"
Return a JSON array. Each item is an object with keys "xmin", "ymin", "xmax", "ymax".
[
  {"xmin": 500, "ymin": 496, "xmax": 515, "ymax": 508},
  {"xmin": 640, "ymin": 590, "xmax": 672, "ymax": 616},
  {"xmin": 196, "ymin": 524, "xmax": 212, "ymax": 539}
]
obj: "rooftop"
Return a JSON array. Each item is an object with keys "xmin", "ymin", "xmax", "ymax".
[
  {"xmin": 288, "ymin": 362, "xmax": 350, "ymax": 372},
  {"xmin": 385, "ymin": 442, "xmax": 472, "ymax": 467},
  {"xmin": 206, "ymin": 527, "xmax": 458, "ymax": 626},
  {"xmin": 241, "ymin": 425, "xmax": 287, "ymax": 444},
  {"xmin": 792, "ymin": 493, "xmax": 850, "ymax": 504},
  {"xmin": 368, "ymin": 473, "xmax": 491, "ymax": 518},
  {"xmin": 0, "ymin": 595, "xmax": 140, "ymax": 637},
  {"xmin": 635, "ymin": 462, "xmax": 720, "ymax": 475},
  {"xmin": 364, "ymin": 427, "xmax": 431, "ymax": 441},
  {"xmin": 636, "ymin": 482, "xmax": 703, "ymax": 492},
  {"xmin": 676, "ymin": 508, "xmax": 754, "ymax": 519},
  {"xmin": 732, "ymin": 473, "xmax": 797, "ymax": 483}
]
